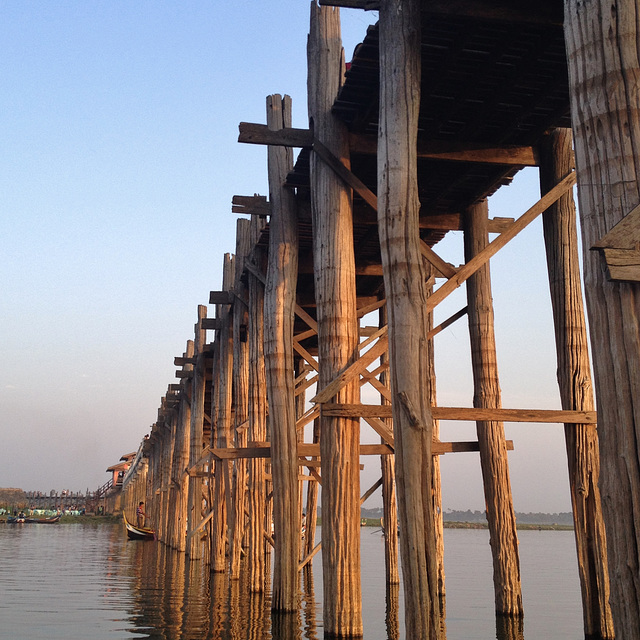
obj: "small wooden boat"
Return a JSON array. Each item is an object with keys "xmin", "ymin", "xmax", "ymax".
[
  {"xmin": 123, "ymin": 511, "xmax": 155, "ymax": 541},
  {"xmin": 7, "ymin": 515, "xmax": 26, "ymax": 524},
  {"xmin": 25, "ymin": 514, "xmax": 61, "ymax": 524}
]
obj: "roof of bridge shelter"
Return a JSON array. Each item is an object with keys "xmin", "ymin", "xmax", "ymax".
[{"xmin": 246, "ymin": 1, "xmax": 571, "ymax": 327}]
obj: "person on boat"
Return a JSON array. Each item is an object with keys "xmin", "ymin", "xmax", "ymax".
[{"xmin": 136, "ymin": 502, "xmax": 146, "ymax": 528}]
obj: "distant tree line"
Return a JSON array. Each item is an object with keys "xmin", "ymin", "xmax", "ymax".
[{"xmin": 360, "ymin": 506, "xmax": 574, "ymax": 526}]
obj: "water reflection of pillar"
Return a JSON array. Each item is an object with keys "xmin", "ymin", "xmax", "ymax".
[
  {"xmin": 209, "ymin": 571, "xmax": 228, "ymax": 638},
  {"xmin": 181, "ymin": 560, "xmax": 210, "ymax": 638},
  {"xmin": 161, "ymin": 545, "xmax": 186, "ymax": 639},
  {"xmin": 272, "ymin": 611, "xmax": 302, "ymax": 640},
  {"xmin": 247, "ymin": 591, "xmax": 271, "ymax": 640},
  {"xmin": 495, "ymin": 614, "xmax": 524, "ymax": 640},
  {"xmin": 385, "ymin": 582, "xmax": 400, "ymax": 640},
  {"xmin": 302, "ymin": 566, "xmax": 319, "ymax": 640}
]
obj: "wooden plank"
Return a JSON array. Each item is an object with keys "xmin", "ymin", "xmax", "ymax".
[
  {"xmin": 292, "ymin": 341, "xmax": 320, "ymax": 372},
  {"xmin": 232, "ymin": 194, "xmax": 271, "ymax": 216},
  {"xmin": 238, "ymin": 122, "xmax": 313, "ymax": 147},
  {"xmin": 427, "ymin": 171, "xmax": 577, "ymax": 311},
  {"xmin": 592, "ymin": 202, "xmax": 640, "ymax": 250},
  {"xmin": 313, "ymin": 138, "xmax": 378, "ymax": 211},
  {"xmin": 350, "ymin": 132, "xmax": 539, "ymax": 166},
  {"xmin": 599, "ymin": 248, "xmax": 640, "ymax": 283},
  {"xmin": 209, "ymin": 291, "xmax": 233, "ymax": 305},
  {"xmin": 420, "ymin": 240, "xmax": 458, "ymax": 279},
  {"xmin": 321, "ymin": 403, "xmax": 597, "ymax": 424},
  {"xmin": 360, "ymin": 477, "xmax": 384, "ymax": 505},
  {"xmin": 311, "ymin": 335, "xmax": 389, "ymax": 404},
  {"xmin": 428, "ymin": 306, "xmax": 468, "ymax": 339},
  {"xmin": 174, "ymin": 356, "xmax": 196, "ymax": 366},
  {"xmin": 201, "ymin": 318, "xmax": 221, "ymax": 331}
]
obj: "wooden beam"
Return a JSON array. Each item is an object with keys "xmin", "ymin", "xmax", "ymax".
[
  {"xmin": 427, "ymin": 171, "xmax": 577, "ymax": 311},
  {"xmin": 349, "ymin": 133, "xmax": 539, "ymax": 166},
  {"xmin": 428, "ymin": 306, "xmax": 468, "ymax": 339},
  {"xmin": 174, "ymin": 356, "xmax": 196, "ymax": 366},
  {"xmin": 318, "ymin": 0, "xmax": 563, "ymax": 24},
  {"xmin": 420, "ymin": 240, "xmax": 458, "ymax": 279},
  {"xmin": 311, "ymin": 335, "xmax": 388, "ymax": 404},
  {"xmin": 320, "ymin": 403, "xmax": 597, "ymax": 424},
  {"xmin": 209, "ymin": 291, "xmax": 233, "ymax": 305},
  {"xmin": 232, "ymin": 194, "xmax": 271, "ymax": 216},
  {"xmin": 238, "ymin": 122, "xmax": 313, "ymax": 147},
  {"xmin": 201, "ymin": 318, "xmax": 221, "ymax": 331}
]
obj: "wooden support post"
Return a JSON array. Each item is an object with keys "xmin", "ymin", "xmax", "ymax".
[
  {"xmin": 264, "ymin": 94, "xmax": 299, "ymax": 610},
  {"xmin": 247, "ymin": 218, "xmax": 269, "ymax": 593},
  {"xmin": 378, "ymin": 304, "xmax": 399, "ymax": 585},
  {"xmin": 308, "ymin": 4, "xmax": 362, "ymax": 635},
  {"xmin": 426, "ymin": 270, "xmax": 446, "ymax": 608},
  {"xmin": 168, "ymin": 340, "xmax": 194, "ymax": 552},
  {"xmin": 211, "ymin": 255, "xmax": 234, "ymax": 573},
  {"xmin": 229, "ymin": 219, "xmax": 251, "ymax": 578},
  {"xmin": 187, "ymin": 305, "xmax": 208, "ymax": 561},
  {"xmin": 565, "ymin": 4, "xmax": 640, "ymax": 635},
  {"xmin": 539, "ymin": 128, "xmax": 614, "ymax": 638},
  {"xmin": 465, "ymin": 198, "xmax": 522, "ymax": 616},
  {"xmin": 378, "ymin": 0, "xmax": 440, "ymax": 637}
]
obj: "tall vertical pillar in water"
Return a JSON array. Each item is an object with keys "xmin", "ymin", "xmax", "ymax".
[
  {"xmin": 210, "ymin": 255, "xmax": 234, "ymax": 572},
  {"xmin": 307, "ymin": 4, "xmax": 362, "ymax": 635},
  {"xmin": 247, "ymin": 217, "xmax": 269, "ymax": 592},
  {"xmin": 565, "ymin": 2, "xmax": 640, "ymax": 636},
  {"xmin": 464, "ymin": 199, "xmax": 522, "ymax": 617},
  {"xmin": 378, "ymin": 1, "xmax": 440, "ymax": 637},
  {"xmin": 187, "ymin": 305, "xmax": 207, "ymax": 561},
  {"xmin": 539, "ymin": 128, "xmax": 613, "ymax": 638},
  {"xmin": 264, "ymin": 94, "xmax": 299, "ymax": 610},
  {"xmin": 229, "ymin": 219, "xmax": 251, "ymax": 578}
]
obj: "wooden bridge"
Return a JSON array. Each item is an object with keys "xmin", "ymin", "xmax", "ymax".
[{"xmin": 120, "ymin": 2, "xmax": 640, "ymax": 638}]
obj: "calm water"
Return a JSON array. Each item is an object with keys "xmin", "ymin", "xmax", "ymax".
[{"xmin": 0, "ymin": 523, "xmax": 583, "ymax": 639}]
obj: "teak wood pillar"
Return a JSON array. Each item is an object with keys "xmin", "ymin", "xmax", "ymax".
[
  {"xmin": 230, "ymin": 219, "xmax": 251, "ymax": 578},
  {"xmin": 169, "ymin": 340, "xmax": 194, "ymax": 552},
  {"xmin": 264, "ymin": 94, "xmax": 299, "ymax": 611},
  {"xmin": 187, "ymin": 305, "xmax": 208, "ymax": 561},
  {"xmin": 464, "ymin": 199, "xmax": 522, "ymax": 617},
  {"xmin": 378, "ymin": 1, "xmax": 441, "ymax": 638},
  {"xmin": 565, "ymin": 2, "xmax": 640, "ymax": 636},
  {"xmin": 378, "ymin": 304, "xmax": 399, "ymax": 586},
  {"xmin": 211, "ymin": 255, "xmax": 234, "ymax": 573},
  {"xmin": 247, "ymin": 217, "xmax": 269, "ymax": 593},
  {"xmin": 308, "ymin": 5, "xmax": 362, "ymax": 636},
  {"xmin": 539, "ymin": 128, "xmax": 614, "ymax": 639}
]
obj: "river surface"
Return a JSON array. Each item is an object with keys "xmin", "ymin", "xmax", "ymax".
[{"xmin": 0, "ymin": 523, "xmax": 583, "ymax": 639}]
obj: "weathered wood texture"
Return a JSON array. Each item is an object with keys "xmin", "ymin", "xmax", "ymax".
[
  {"xmin": 230, "ymin": 219, "xmax": 251, "ymax": 578},
  {"xmin": 247, "ymin": 219, "xmax": 269, "ymax": 592},
  {"xmin": 465, "ymin": 199, "xmax": 522, "ymax": 616},
  {"xmin": 187, "ymin": 305, "xmax": 208, "ymax": 560},
  {"xmin": 264, "ymin": 94, "xmax": 299, "ymax": 610},
  {"xmin": 211, "ymin": 255, "xmax": 234, "ymax": 572},
  {"xmin": 564, "ymin": 2, "xmax": 640, "ymax": 636},
  {"xmin": 168, "ymin": 340, "xmax": 194, "ymax": 552},
  {"xmin": 539, "ymin": 128, "xmax": 614, "ymax": 638},
  {"xmin": 378, "ymin": 0, "xmax": 440, "ymax": 637},
  {"xmin": 308, "ymin": 4, "xmax": 362, "ymax": 635},
  {"xmin": 378, "ymin": 305, "xmax": 399, "ymax": 586}
]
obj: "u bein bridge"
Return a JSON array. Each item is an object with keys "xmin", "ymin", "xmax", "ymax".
[{"xmin": 119, "ymin": 2, "xmax": 640, "ymax": 638}]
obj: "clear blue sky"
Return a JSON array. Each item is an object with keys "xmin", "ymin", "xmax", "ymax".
[{"xmin": 0, "ymin": 2, "xmax": 576, "ymax": 512}]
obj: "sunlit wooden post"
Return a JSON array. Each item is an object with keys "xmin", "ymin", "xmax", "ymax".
[
  {"xmin": 211, "ymin": 255, "xmax": 234, "ymax": 573},
  {"xmin": 539, "ymin": 127, "xmax": 614, "ymax": 638},
  {"xmin": 168, "ymin": 340, "xmax": 194, "ymax": 552},
  {"xmin": 565, "ymin": 2, "xmax": 640, "ymax": 635},
  {"xmin": 464, "ymin": 198, "xmax": 523, "ymax": 616},
  {"xmin": 187, "ymin": 305, "xmax": 208, "ymax": 561},
  {"xmin": 378, "ymin": 303, "xmax": 399, "ymax": 586},
  {"xmin": 307, "ymin": 5, "xmax": 363, "ymax": 635},
  {"xmin": 378, "ymin": 0, "xmax": 440, "ymax": 637},
  {"xmin": 247, "ymin": 216, "xmax": 269, "ymax": 592},
  {"xmin": 264, "ymin": 92, "xmax": 299, "ymax": 610},
  {"xmin": 230, "ymin": 219, "xmax": 251, "ymax": 578}
]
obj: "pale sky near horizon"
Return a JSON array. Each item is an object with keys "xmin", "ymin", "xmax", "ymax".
[{"xmin": 1, "ymin": 2, "xmax": 578, "ymax": 513}]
